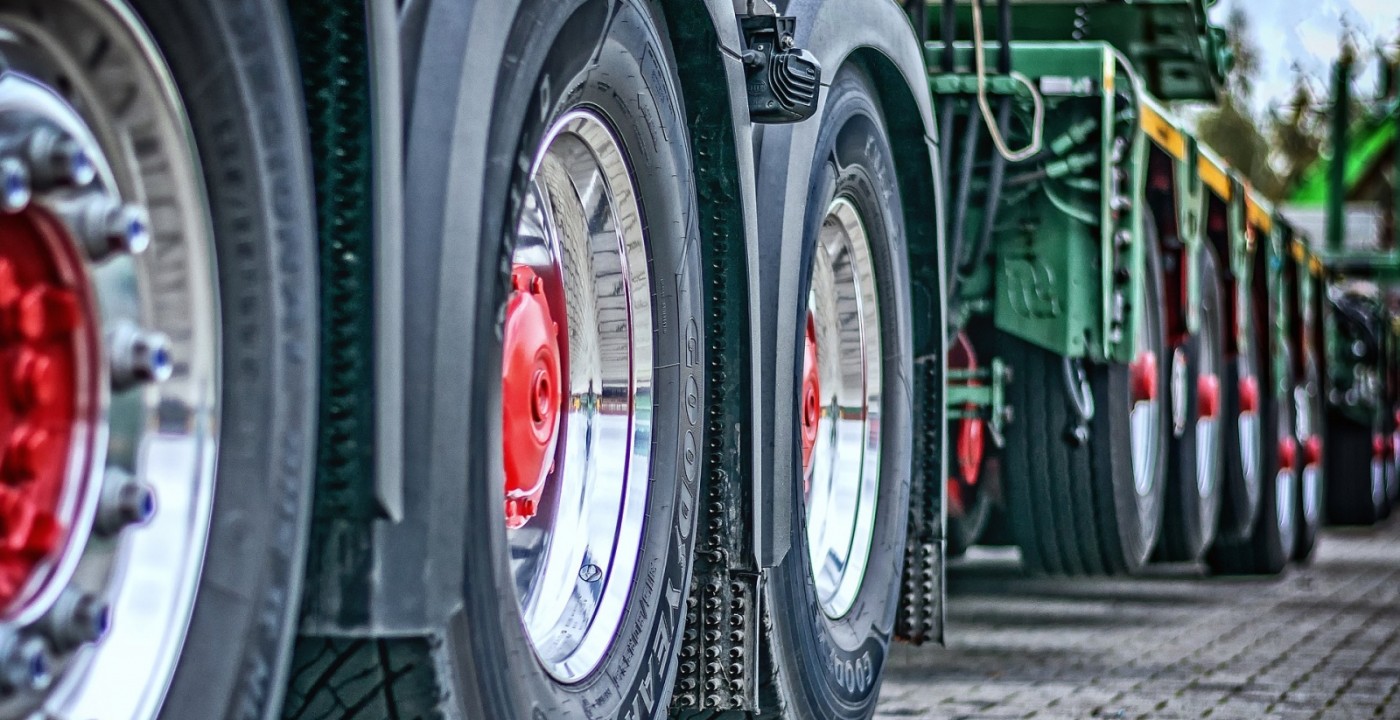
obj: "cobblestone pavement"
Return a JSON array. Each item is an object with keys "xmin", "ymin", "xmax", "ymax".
[{"xmin": 875, "ymin": 520, "xmax": 1400, "ymax": 720}]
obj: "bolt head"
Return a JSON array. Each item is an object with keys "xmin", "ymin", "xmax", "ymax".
[{"xmin": 0, "ymin": 157, "xmax": 30, "ymax": 213}]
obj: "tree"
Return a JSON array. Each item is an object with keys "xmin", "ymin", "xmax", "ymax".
[{"xmin": 1194, "ymin": 8, "xmax": 1284, "ymax": 198}]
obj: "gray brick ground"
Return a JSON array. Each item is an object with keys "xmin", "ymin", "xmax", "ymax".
[{"xmin": 875, "ymin": 521, "xmax": 1400, "ymax": 720}]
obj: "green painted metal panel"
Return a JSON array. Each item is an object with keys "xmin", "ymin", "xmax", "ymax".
[{"xmin": 994, "ymin": 205, "xmax": 1102, "ymax": 356}]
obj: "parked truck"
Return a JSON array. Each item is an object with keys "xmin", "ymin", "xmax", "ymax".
[{"xmin": 0, "ymin": 1, "xmax": 1363, "ymax": 719}]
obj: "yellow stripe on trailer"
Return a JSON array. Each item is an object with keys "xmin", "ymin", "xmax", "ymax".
[
  {"xmin": 1140, "ymin": 103, "xmax": 1186, "ymax": 160},
  {"xmin": 1198, "ymin": 153, "xmax": 1231, "ymax": 200},
  {"xmin": 1244, "ymin": 193, "xmax": 1272, "ymax": 233},
  {"xmin": 1310, "ymin": 256, "xmax": 1324, "ymax": 277},
  {"xmin": 1290, "ymin": 239, "xmax": 1306, "ymax": 263}
]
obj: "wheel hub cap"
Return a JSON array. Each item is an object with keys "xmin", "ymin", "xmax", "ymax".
[
  {"xmin": 800, "ymin": 312, "xmax": 820, "ymax": 487},
  {"xmin": 502, "ymin": 265, "xmax": 562, "ymax": 529},
  {"xmin": 1197, "ymin": 373, "xmax": 1220, "ymax": 419},
  {"xmin": 0, "ymin": 205, "xmax": 92, "ymax": 606}
]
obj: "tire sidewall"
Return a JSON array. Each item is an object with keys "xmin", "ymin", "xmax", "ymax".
[
  {"xmin": 771, "ymin": 64, "xmax": 912, "ymax": 717},
  {"xmin": 128, "ymin": 2, "xmax": 319, "ymax": 718},
  {"xmin": 448, "ymin": 0, "xmax": 703, "ymax": 715}
]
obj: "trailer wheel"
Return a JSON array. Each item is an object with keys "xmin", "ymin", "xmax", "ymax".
[
  {"xmin": 1323, "ymin": 410, "xmax": 1386, "ymax": 525},
  {"xmin": 752, "ymin": 64, "xmax": 912, "ymax": 719},
  {"xmin": 1292, "ymin": 357, "xmax": 1324, "ymax": 561},
  {"xmin": 0, "ymin": 2, "xmax": 319, "ymax": 719},
  {"xmin": 1001, "ymin": 239, "xmax": 1168, "ymax": 575},
  {"xmin": 1217, "ymin": 277, "xmax": 1265, "ymax": 542},
  {"xmin": 1208, "ymin": 335, "xmax": 1296, "ymax": 575},
  {"xmin": 1160, "ymin": 246, "xmax": 1224, "ymax": 561},
  {"xmin": 284, "ymin": 1, "xmax": 704, "ymax": 716}
]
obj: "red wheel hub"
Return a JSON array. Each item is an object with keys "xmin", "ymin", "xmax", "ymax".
[
  {"xmin": 0, "ymin": 209, "xmax": 91, "ymax": 606},
  {"xmin": 1197, "ymin": 373, "xmax": 1220, "ymax": 419},
  {"xmin": 1129, "ymin": 351, "xmax": 1157, "ymax": 403},
  {"xmin": 947, "ymin": 333, "xmax": 984, "ymax": 516},
  {"xmin": 502, "ymin": 265, "xmax": 563, "ymax": 529},
  {"xmin": 1237, "ymin": 375, "xmax": 1258, "ymax": 415},
  {"xmin": 1374, "ymin": 433, "xmax": 1386, "ymax": 459},
  {"xmin": 1278, "ymin": 436, "xmax": 1298, "ymax": 472},
  {"xmin": 1303, "ymin": 435, "xmax": 1322, "ymax": 468},
  {"xmin": 800, "ymin": 313, "xmax": 821, "ymax": 490}
]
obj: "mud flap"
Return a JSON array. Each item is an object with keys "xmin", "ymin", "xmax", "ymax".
[{"xmin": 897, "ymin": 355, "xmax": 947, "ymax": 645}]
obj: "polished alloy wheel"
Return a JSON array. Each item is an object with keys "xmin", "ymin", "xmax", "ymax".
[
  {"xmin": 804, "ymin": 197, "xmax": 881, "ymax": 620},
  {"xmin": 504, "ymin": 109, "xmax": 653, "ymax": 683},
  {"xmin": 1196, "ymin": 334, "xmax": 1222, "ymax": 500},
  {"xmin": 1237, "ymin": 287, "xmax": 1262, "ymax": 497},
  {"xmin": 1294, "ymin": 384, "xmax": 1321, "ymax": 532},
  {"xmin": 1129, "ymin": 318, "xmax": 1160, "ymax": 498},
  {"xmin": 0, "ymin": 3, "xmax": 218, "ymax": 718}
]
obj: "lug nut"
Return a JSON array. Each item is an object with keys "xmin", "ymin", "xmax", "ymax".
[
  {"xmin": 94, "ymin": 467, "xmax": 156, "ymax": 537},
  {"xmin": 107, "ymin": 320, "xmax": 173, "ymax": 391},
  {"xmin": 40, "ymin": 588, "xmax": 111, "ymax": 651},
  {"xmin": 0, "ymin": 157, "xmax": 30, "ymax": 213},
  {"xmin": 0, "ymin": 633, "xmax": 51, "ymax": 693},
  {"xmin": 22, "ymin": 126, "xmax": 96, "ymax": 190},
  {"xmin": 72, "ymin": 197, "xmax": 150, "ymax": 262}
]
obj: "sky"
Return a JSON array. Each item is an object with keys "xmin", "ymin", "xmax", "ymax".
[{"xmin": 1214, "ymin": 0, "xmax": 1400, "ymax": 115}]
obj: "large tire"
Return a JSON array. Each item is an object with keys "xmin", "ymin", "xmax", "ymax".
[
  {"xmin": 284, "ymin": 1, "xmax": 705, "ymax": 717},
  {"xmin": 0, "ymin": 3, "xmax": 317, "ymax": 718},
  {"xmin": 1208, "ymin": 295, "xmax": 1296, "ymax": 575},
  {"xmin": 1292, "ymin": 356, "xmax": 1324, "ymax": 561},
  {"xmin": 1324, "ymin": 410, "xmax": 1386, "ymax": 525},
  {"xmin": 1217, "ymin": 274, "xmax": 1265, "ymax": 543},
  {"xmin": 1160, "ymin": 246, "xmax": 1225, "ymax": 561},
  {"xmin": 1000, "ymin": 239, "xmax": 1169, "ymax": 575},
  {"xmin": 722, "ymin": 65, "xmax": 913, "ymax": 720}
]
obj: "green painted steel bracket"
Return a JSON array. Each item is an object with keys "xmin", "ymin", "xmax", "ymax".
[
  {"xmin": 1177, "ymin": 135, "xmax": 1206, "ymax": 335},
  {"xmin": 947, "ymin": 357, "xmax": 1011, "ymax": 446}
]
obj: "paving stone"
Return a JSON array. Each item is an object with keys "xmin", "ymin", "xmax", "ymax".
[{"xmin": 877, "ymin": 521, "xmax": 1400, "ymax": 719}]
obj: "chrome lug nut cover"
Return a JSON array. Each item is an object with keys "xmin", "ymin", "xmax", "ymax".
[
  {"xmin": 0, "ymin": 156, "xmax": 28, "ymax": 213},
  {"xmin": 38, "ymin": 589, "xmax": 110, "ymax": 652},
  {"xmin": 21, "ymin": 126, "xmax": 95, "ymax": 190},
  {"xmin": 107, "ymin": 320, "xmax": 173, "ymax": 391},
  {"xmin": 94, "ymin": 468, "xmax": 156, "ymax": 537},
  {"xmin": 69, "ymin": 197, "xmax": 150, "ymax": 261},
  {"xmin": 0, "ymin": 635, "xmax": 51, "ymax": 693}
]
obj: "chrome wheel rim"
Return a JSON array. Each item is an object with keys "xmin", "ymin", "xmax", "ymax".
[
  {"xmin": 1276, "ymin": 372, "xmax": 1293, "ymax": 540},
  {"xmin": 1196, "ymin": 320, "xmax": 1222, "ymax": 500},
  {"xmin": 1237, "ymin": 287, "xmax": 1262, "ymax": 500},
  {"xmin": 1129, "ymin": 287, "xmax": 1161, "ymax": 498},
  {"xmin": 804, "ymin": 197, "xmax": 881, "ymax": 620},
  {"xmin": 1294, "ymin": 384, "xmax": 1319, "ymax": 527},
  {"xmin": 0, "ymin": 3, "xmax": 219, "ymax": 718},
  {"xmin": 505, "ymin": 109, "xmax": 652, "ymax": 682}
]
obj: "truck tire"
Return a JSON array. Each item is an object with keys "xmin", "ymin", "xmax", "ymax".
[
  {"xmin": 1160, "ymin": 246, "xmax": 1225, "ymax": 561},
  {"xmin": 1292, "ymin": 358, "xmax": 1324, "ymax": 561},
  {"xmin": 1217, "ymin": 275, "xmax": 1265, "ymax": 543},
  {"xmin": 1001, "ymin": 239, "xmax": 1168, "ymax": 575},
  {"xmin": 738, "ymin": 64, "xmax": 913, "ymax": 720},
  {"xmin": 1324, "ymin": 410, "xmax": 1386, "ymax": 525},
  {"xmin": 1208, "ymin": 318, "xmax": 1296, "ymax": 575},
  {"xmin": 284, "ymin": 1, "xmax": 705, "ymax": 717},
  {"xmin": 0, "ymin": 2, "xmax": 317, "ymax": 719}
]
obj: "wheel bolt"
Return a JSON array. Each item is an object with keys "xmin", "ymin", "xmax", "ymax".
[
  {"xmin": 40, "ymin": 588, "xmax": 111, "ymax": 651},
  {"xmin": 108, "ymin": 320, "xmax": 173, "ymax": 391},
  {"xmin": 0, "ymin": 633, "xmax": 51, "ymax": 693},
  {"xmin": 95, "ymin": 467, "xmax": 156, "ymax": 537},
  {"xmin": 0, "ymin": 157, "xmax": 30, "ymax": 213},
  {"xmin": 14, "ymin": 286, "xmax": 80, "ymax": 342},
  {"xmin": 72, "ymin": 197, "xmax": 150, "ymax": 262},
  {"xmin": 22, "ymin": 127, "xmax": 96, "ymax": 190}
]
